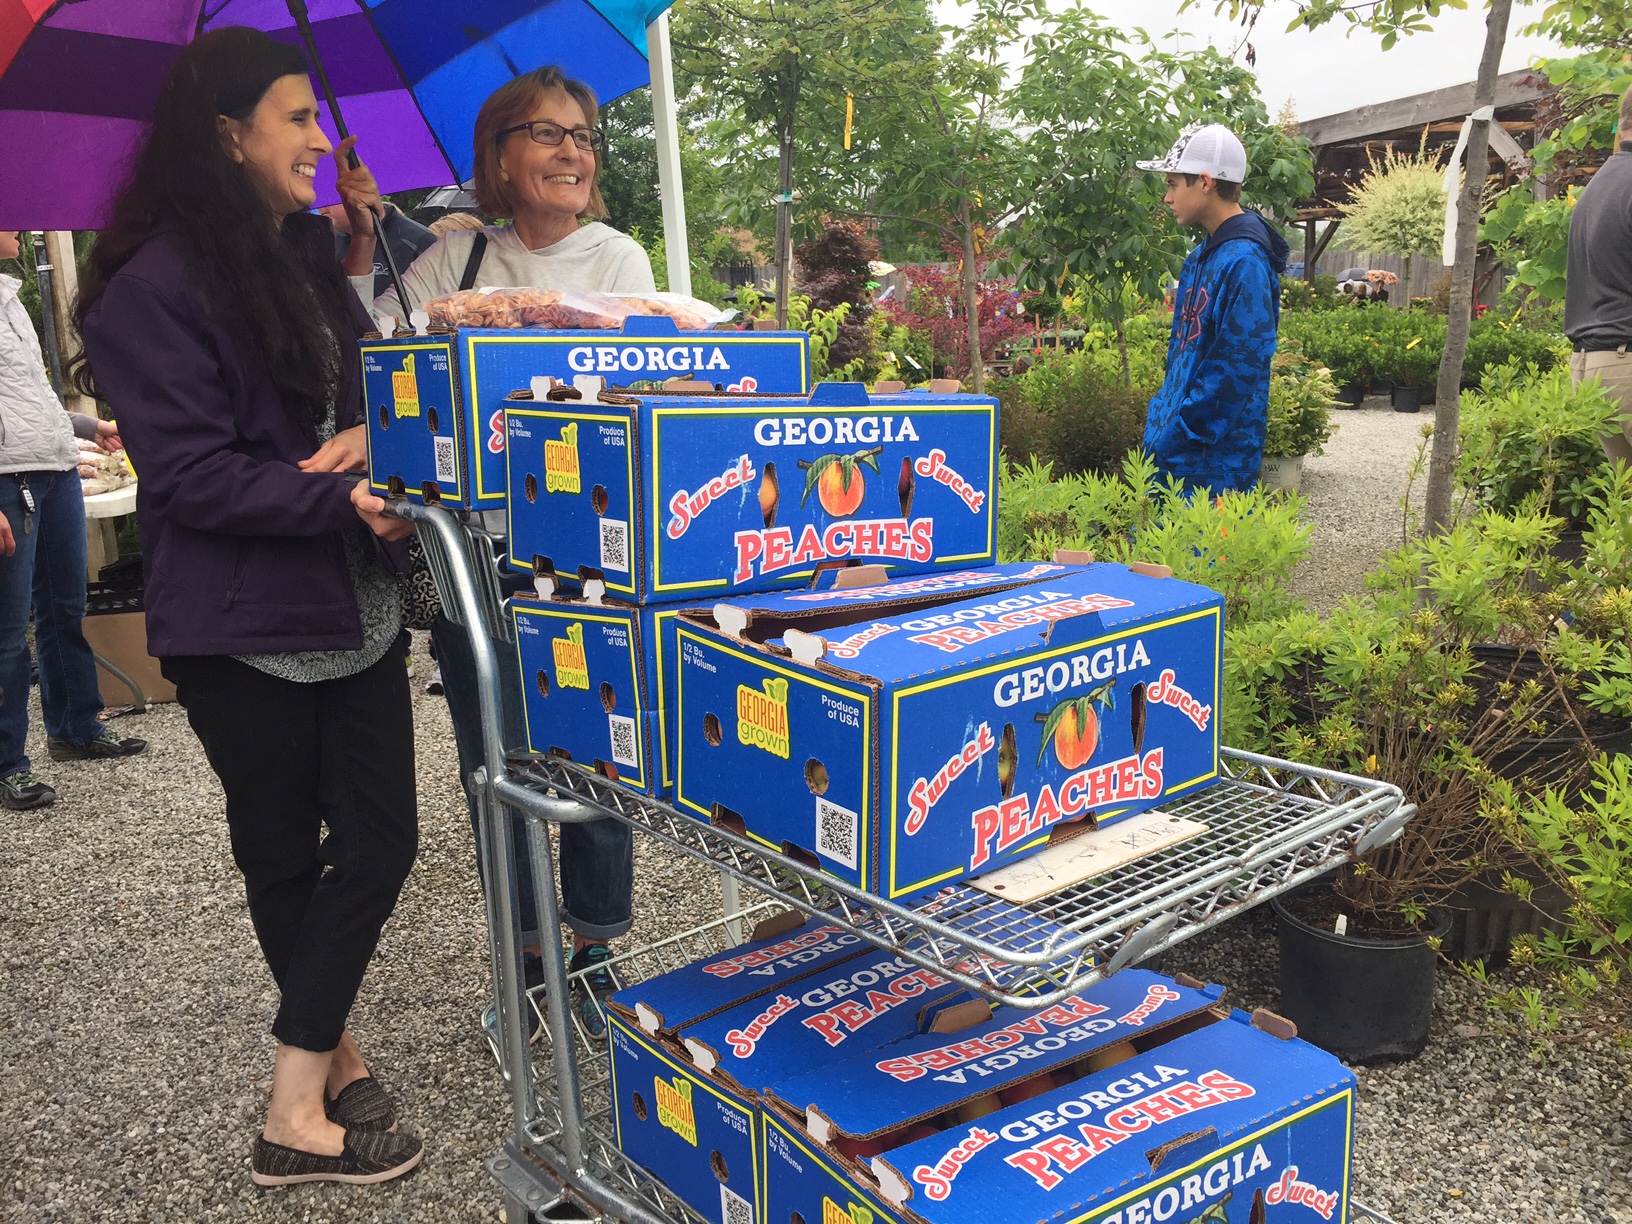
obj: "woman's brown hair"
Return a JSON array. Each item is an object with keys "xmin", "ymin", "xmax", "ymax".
[{"xmin": 472, "ymin": 66, "xmax": 608, "ymax": 221}]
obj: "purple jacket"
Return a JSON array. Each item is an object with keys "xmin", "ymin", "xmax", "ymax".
[{"xmin": 80, "ymin": 231, "xmax": 393, "ymax": 657}]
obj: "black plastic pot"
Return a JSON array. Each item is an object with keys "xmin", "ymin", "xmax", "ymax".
[
  {"xmin": 1471, "ymin": 644, "xmax": 1632, "ymax": 791},
  {"xmin": 1391, "ymin": 384, "xmax": 1423, "ymax": 413},
  {"xmin": 1551, "ymin": 528, "xmax": 1586, "ymax": 564},
  {"xmin": 1335, "ymin": 383, "xmax": 1364, "ymax": 410},
  {"xmin": 1442, "ymin": 860, "xmax": 1569, "ymax": 967},
  {"xmin": 1272, "ymin": 892, "xmax": 1451, "ymax": 1063}
]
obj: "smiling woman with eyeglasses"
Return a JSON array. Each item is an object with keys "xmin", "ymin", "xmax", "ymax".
[
  {"xmin": 332, "ymin": 65, "xmax": 649, "ymax": 1044},
  {"xmin": 343, "ymin": 65, "xmax": 654, "ymax": 327}
]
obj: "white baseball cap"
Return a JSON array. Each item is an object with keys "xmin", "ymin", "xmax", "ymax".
[{"xmin": 1137, "ymin": 123, "xmax": 1249, "ymax": 184}]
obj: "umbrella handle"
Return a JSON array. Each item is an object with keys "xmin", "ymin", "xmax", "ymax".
[{"xmin": 285, "ymin": 0, "xmax": 415, "ymax": 317}]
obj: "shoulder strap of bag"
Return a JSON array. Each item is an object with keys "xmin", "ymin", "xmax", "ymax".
[{"xmin": 457, "ymin": 232, "xmax": 488, "ymax": 292}]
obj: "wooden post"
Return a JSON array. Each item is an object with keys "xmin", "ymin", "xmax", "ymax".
[
  {"xmin": 42, "ymin": 231, "xmax": 96, "ymax": 415},
  {"xmin": 1304, "ymin": 220, "xmax": 1316, "ymax": 283}
]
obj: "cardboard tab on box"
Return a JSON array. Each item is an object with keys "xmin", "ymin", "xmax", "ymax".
[
  {"xmin": 361, "ymin": 323, "xmax": 810, "ymax": 509},
  {"xmin": 674, "ymin": 563, "xmax": 1223, "ymax": 896},
  {"xmin": 504, "ymin": 382, "xmax": 998, "ymax": 602}
]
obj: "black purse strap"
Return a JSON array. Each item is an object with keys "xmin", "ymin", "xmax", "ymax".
[{"xmin": 457, "ymin": 232, "xmax": 488, "ymax": 292}]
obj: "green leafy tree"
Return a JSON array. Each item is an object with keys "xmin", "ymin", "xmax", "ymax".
[
  {"xmin": 670, "ymin": 0, "xmax": 940, "ymax": 328},
  {"xmin": 1001, "ymin": 14, "xmax": 1312, "ymax": 388},
  {"xmin": 1340, "ymin": 143, "xmax": 1449, "ymax": 298}
]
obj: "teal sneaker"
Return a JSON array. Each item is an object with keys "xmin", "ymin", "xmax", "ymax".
[
  {"xmin": 0, "ymin": 770, "xmax": 55, "ymax": 810},
  {"xmin": 570, "ymin": 944, "xmax": 620, "ymax": 1039}
]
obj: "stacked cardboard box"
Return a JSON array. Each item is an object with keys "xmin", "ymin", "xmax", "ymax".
[
  {"xmin": 360, "ymin": 317, "xmax": 811, "ymax": 510},
  {"xmin": 503, "ymin": 382, "xmax": 1003, "ymax": 795},
  {"xmin": 608, "ymin": 921, "xmax": 1354, "ymax": 1224}
]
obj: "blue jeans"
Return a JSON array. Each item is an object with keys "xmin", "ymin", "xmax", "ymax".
[
  {"xmin": 0, "ymin": 470, "xmax": 105, "ymax": 777},
  {"xmin": 434, "ymin": 608, "xmax": 634, "ymax": 942}
]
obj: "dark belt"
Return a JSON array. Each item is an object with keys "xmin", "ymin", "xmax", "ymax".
[{"xmin": 1574, "ymin": 343, "xmax": 1632, "ymax": 353}]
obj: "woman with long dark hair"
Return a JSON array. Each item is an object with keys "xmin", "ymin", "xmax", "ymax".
[{"xmin": 74, "ymin": 28, "xmax": 424, "ymax": 1186}]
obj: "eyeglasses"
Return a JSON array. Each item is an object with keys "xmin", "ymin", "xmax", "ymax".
[{"xmin": 497, "ymin": 120, "xmax": 605, "ymax": 152}]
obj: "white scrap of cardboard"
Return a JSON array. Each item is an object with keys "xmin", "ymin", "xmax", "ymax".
[{"xmin": 968, "ymin": 810, "xmax": 1208, "ymax": 903}]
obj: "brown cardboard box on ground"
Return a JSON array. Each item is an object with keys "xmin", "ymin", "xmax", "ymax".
[{"xmin": 82, "ymin": 611, "xmax": 175, "ymax": 705}]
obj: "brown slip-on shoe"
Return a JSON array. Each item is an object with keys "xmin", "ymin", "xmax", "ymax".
[
  {"xmin": 250, "ymin": 1128, "xmax": 423, "ymax": 1186},
  {"xmin": 324, "ymin": 1076, "xmax": 398, "ymax": 1133}
]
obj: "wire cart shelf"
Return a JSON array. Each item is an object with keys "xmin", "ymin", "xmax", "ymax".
[{"xmin": 393, "ymin": 504, "xmax": 1415, "ymax": 1224}]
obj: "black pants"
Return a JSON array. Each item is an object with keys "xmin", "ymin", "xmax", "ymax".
[
  {"xmin": 164, "ymin": 636, "xmax": 418, "ymax": 1052},
  {"xmin": 433, "ymin": 609, "xmax": 633, "ymax": 941}
]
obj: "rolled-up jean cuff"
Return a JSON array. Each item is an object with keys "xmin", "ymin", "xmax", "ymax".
[
  {"xmin": 561, "ymin": 910, "xmax": 632, "ymax": 941},
  {"xmin": 271, "ymin": 1019, "xmax": 342, "ymax": 1054}
]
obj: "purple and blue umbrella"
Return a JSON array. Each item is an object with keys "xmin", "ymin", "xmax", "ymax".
[{"xmin": 0, "ymin": 0, "xmax": 675, "ymax": 230}]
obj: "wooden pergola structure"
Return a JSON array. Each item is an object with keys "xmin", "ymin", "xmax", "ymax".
[{"xmin": 1291, "ymin": 70, "xmax": 1551, "ymax": 281}]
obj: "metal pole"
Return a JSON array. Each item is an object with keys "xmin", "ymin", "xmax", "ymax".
[
  {"xmin": 647, "ymin": 13, "xmax": 692, "ymax": 297},
  {"xmin": 28, "ymin": 233, "xmax": 63, "ymax": 399},
  {"xmin": 284, "ymin": 0, "xmax": 414, "ymax": 316}
]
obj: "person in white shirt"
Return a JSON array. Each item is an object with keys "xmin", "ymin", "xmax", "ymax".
[{"xmin": 322, "ymin": 66, "xmax": 651, "ymax": 1039}]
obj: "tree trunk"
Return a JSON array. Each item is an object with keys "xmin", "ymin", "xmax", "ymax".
[
  {"xmin": 958, "ymin": 196, "xmax": 983, "ymax": 393},
  {"xmin": 1114, "ymin": 314, "xmax": 1131, "ymax": 389},
  {"xmin": 1424, "ymin": 0, "xmax": 1514, "ymax": 535},
  {"xmin": 1303, "ymin": 220, "xmax": 1316, "ymax": 285},
  {"xmin": 43, "ymin": 231, "xmax": 95, "ymax": 414},
  {"xmin": 774, "ymin": 121, "xmax": 794, "ymax": 331}
]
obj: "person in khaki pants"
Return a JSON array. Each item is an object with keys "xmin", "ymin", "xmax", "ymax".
[{"xmin": 1566, "ymin": 87, "xmax": 1632, "ymax": 464}]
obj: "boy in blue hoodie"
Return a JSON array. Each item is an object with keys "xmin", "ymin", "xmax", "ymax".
[{"xmin": 1138, "ymin": 124, "xmax": 1289, "ymax": 494}]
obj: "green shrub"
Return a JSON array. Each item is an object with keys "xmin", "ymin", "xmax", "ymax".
[
  {"xmin": 1007, "ymin": 349, "xmax": 1156, "ymax": 475},
  {"xmin": 1280, "ymin": 273, "xmax": 1343, "ymax": 313},
  {"xmin": 997, "ymin": 451, "xmax": 1311, "ymax": 627},
  {"xmin": 1456, "ymin": 363, "xmax": 1617, "ymax": 524},
  {"xmin": 1265, "ymin": 344, "xmax": 1337, "ymax": 458},
  {"xmin": 994, "ymin": 377, "xmax": 1048, "ymax": 466}
]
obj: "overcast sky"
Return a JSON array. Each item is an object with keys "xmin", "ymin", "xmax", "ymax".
[{"xmin": 932, "ymin": 1, "xmax": 1563, "ymax": 123}]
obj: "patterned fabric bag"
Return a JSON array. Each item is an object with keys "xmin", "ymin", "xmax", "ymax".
[{"xmin": 398, "ymin": 531, "xmax": 443, "ymax": 630}]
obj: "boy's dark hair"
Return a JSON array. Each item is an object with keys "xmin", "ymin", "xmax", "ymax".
[{"xmin": 1182, "ymin": 173, "xmax": 1241, "ymax": 203}]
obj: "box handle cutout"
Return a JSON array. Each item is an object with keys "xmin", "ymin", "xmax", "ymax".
[
  {"xmin": 760, "ymin": 461, "xmax": 779, "ymax": 528},
  {"xmin": 599, "ymin": 682, "xmax": 616, "ymax": 713},
  {"xmin": 803, "ymin": 759, "xmax": 829, "ymax": 795},
  {"xmin": 709, "ymin": 1151, "xmax": 729, "ymax": 1184},
  {"xmin": 420, "ymin": 481, "xmax": 442, "ymax": 505},
  {"xmin": 780, "ymin": 841, "xmax": 822, "ymax": 871},
  {"xmin": 530, "ymin": 376, "xmax": 558, "ymax": 399},
  {"xmin": 872, "ymin": 380, "xmax": 906, "ymax": 394},
  {"xmin": 524, "ymin": 473, "xmax": 538, "ymax": 503},
  {"xmin": 709, "ymin": 803, "xmax": 745, "ymax": 835},
  {"xmin": 594, "ymin": 759, "xmax": 619, "ymax": 783},
  {"xmin": 377, "ymin": 404, "xmax": 389, "ymax": 430},
  {"xmin": 583, "ymin": 578, "xmax": 606, "ymax": 607},
  {"xmin": 386, "ymin": 475, "xmax": 405, "ymax": 499},
  {"xmin": 1145, "ymin": 1127, "xmax": 1217, "ymax": 1174},
  {"xmin": 1250, "ymin": 1008, "xmax": 1298, "ymax": 1040},
  {"xmin": 591, "ymin": 484, "xmax": 609, "ymax": 515},
  {"xmin": 998, "ymin": 723, "xmax": 1017, "ymax": 799},
  {"xmin": 749, "ymin": 910, "xmax": 807, "ymax": 942},
  {"xmin": 535, "ymin": 670, "xmax": 550, "ymax": 698},
  {"xmin": 703, "ymin": 713, "xmax": 723, "ymax": 746},
  {"xmin": 928, "ymin": 378, "xmax": 962, "ymax": 393},
  {"xmin": 426, "ymin": 405, "xmax": 439, "ymax": 434},
  {"xmin": 927, "ymin": 998, "xmax": 995, "ymax": 1034},
  {"xmin": 631, "ymin": 1091, "xmax": 648, "ymax": 1121},
  {"xmin": 1052, "ymin": 548, "xmax": 1094, "ymax": 565},
  {"xmin": 898, "ymin": 456, "xmax": 915, "ymax": 519}
]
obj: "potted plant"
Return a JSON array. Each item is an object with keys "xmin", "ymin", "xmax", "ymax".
[
  {"xmin": 1386, "ymin": 321, "xmax": 1443, "ymax": 413},
  {"xmin": 1455, "ymin": 361, "xmax": 1617, "ymax": 556},
  {"xmin": 1259, "ymin": 344, "xmax": 1337, "ymax": 492},
  {"xmin": 1227, "ymin": 504, "xmax": 1629, "ymax": 1059}
]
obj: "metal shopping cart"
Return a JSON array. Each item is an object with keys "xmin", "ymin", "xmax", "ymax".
[{"xmin": 396, "ymin": 503, "xmax": 1416, "ymax": 1224}]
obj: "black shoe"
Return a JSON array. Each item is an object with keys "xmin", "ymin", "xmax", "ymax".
[
  {"xmin": 324, "ymin": 1077, "xmax": 398, "ymax": 1133},
  {"xmin": 250, "ymin": 1128, "xmax": 423, "ymax": 1187},
  {"xmin": 47, "ymin": 729, "xmax": 148, "ymax": 761},
  {"xmin": 570, "ymin": 944, "xmax": 620, "ymax": 1039},
  {"xmin": 0, "ymin": 770, "xmax": 55, "ymax": 810}
]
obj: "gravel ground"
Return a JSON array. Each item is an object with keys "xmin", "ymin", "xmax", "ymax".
[
  {"xmin": 1291, "ymin": 397, "xmax": 1431, "ymax": 614},
  {"xmin": 3, "ymin": 406, "xmax": 1630, "ymax": 1222}
]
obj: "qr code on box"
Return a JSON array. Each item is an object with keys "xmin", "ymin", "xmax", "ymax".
[
  {"xmin": 433, "ymin": 435, "xmax": 457, "ymax": 483},
  {"xmin": 608, "ymin": 713, "xmax": 638, "ymax": 767},
  {"xmin": 720, "ymin": 1183, "xmax": 754, "ymax": 1224},
  {"xmin": 815, "ymin": 797, "xmax": 858, "ymax": 869},
  {"xmin": 599, "ymin": 518, "xmax": 628, "ymax": 571}
]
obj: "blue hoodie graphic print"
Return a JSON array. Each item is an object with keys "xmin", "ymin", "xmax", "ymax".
[{"xmin": 1144, "ymin": 212, "xmax": 1290, "ymax": 493}]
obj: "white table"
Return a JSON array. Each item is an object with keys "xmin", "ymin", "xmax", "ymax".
[{"xmin": 81, "ymin": 481, "xmax": 148, "ymax": 712}]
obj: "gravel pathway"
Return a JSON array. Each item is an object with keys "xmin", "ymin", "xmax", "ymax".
[
  {"xmin": 3, "ymin": 406, "xmax": 1629, "ymax": 1221},
  {"xmin": 1292, "ymin": 398, "xmax": 1431, "ymax": 614}
]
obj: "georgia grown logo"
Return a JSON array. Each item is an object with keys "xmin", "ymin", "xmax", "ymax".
[
  {"xmin": 551, "ymin": 623, "xmax": 590, "ymax": 691},
  {"xmin": 543, "ymin": 422, "xmax": 581, "ymax": 494},
  {"xmin": 652, "ymin": 1075, "xmax": 697, "ymax": 1147},
  {"xmin": 737, "ymin": 677, "xmax": 790, "ymax": 759},
  {"xmin": 391, "ymin": 353, "xmax": 420, "ymax": 419}
]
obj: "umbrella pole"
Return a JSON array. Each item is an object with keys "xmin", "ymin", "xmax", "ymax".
[{"xmin": 285, "ymin": 0, "xmax": 415, "ymax": 318}]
